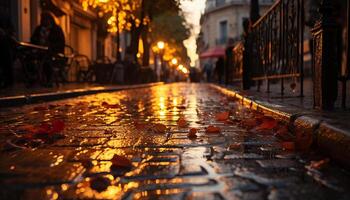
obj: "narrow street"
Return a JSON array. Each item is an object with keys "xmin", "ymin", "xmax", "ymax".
[{"xmin": 1, "ymin": 83, "xmax": 350, "ymax": 200}]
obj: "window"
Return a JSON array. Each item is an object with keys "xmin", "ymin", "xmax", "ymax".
[
  {"xmin": 219, "ymin": 20, "xmax": 228, "ymax": 44},
  {"xmin": 215, "ymin": 0, "xmax": 225, "ymax": 7}
]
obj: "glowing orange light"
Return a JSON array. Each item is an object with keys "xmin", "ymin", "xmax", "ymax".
[{"xmin": 157, "ymin": 41, "xmax": 165, "ymax": 50}]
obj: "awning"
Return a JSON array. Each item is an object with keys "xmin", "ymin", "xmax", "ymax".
[
  {"xmin": 199, "ymin": 47, "xmax": 225, "ymax": 58},
  {"xmin": 40, "ymin": 0, "xmax": 66, "ymax": 17}
]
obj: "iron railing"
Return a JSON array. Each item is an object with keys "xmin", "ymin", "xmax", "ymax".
[
  {"xmin": 249, "ymin": 0, "xmax": 304, "ymax": 96},
  {"xmin": 342, "ymin": 0, "xmax": 350, "ymax": 108}
]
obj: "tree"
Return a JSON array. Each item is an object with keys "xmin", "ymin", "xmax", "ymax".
[
  {"xmin": 150, "ymin": 11, "xmax": 191, "ymax": 65},
  {"xmin": 80, "ymin": 0, "xmax": 190, "ymax": 66}
]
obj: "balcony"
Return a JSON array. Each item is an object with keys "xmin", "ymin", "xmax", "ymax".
[{"xmin": 205, "ymin": 0, "xmax": 274, "ymax": 13}]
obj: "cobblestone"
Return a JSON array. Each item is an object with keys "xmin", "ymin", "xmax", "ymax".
[{"xmin": 0, "ymin": 83, "xmax": 350, "ymax": 199}]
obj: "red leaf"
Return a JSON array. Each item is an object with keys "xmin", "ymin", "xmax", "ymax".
[
  {"xmin": 188, "ymin": 128, "xmax": 197, "ymax": 139},
  {"xmin": 281, "ymin": 141, "xmax": 295, "ymax": 151},
  {"xmin": 206, "ymin": 125, "xmax": 221, "ymax": 134},
  {"xmin": 111, "ymin": 155, "xmax": 132, "ymax": 169},
  {"xmin": 51, "ymin": 120, "xmax": 65, "ymax": 133},
  {"xmin": 35, "ymin": 123, "xmax": 51, "ymax": 134},
  {"xmin": 153, "ymin": 123, "xmax": 167, "ymax": 134},
  {"xmin": 215, "ymin": 111, "xmax": 230, "ymax": 121},
  {"xmin": 229, "ymin": 143, "xmax": 241, "ymax": 150},
  {"xmin": 177, "ymin": 117, "xmax": 188, "ymax": 128},
  {"xmin": 255, "ymin": 117, "xmax": 278, "ymax": 131},
  {"xmin": 33, "ymin": 106, "xmax": 47, "ymax": 111}
]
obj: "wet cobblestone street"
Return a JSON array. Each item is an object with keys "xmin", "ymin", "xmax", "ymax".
[{"xmin": 1, "ymin": 83, "xmax": 350, "ymax": 200}]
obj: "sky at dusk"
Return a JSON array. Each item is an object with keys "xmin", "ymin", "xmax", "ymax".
[{"xmin": 180, "ymin": 0, "xmax": 206, "ymax": 67}]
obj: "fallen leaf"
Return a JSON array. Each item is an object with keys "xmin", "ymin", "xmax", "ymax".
[
  {"xmin": 111, "ymin": 155, "xmax": 132, "ymax": 169},
  {"xmin": 177, "ymin": 117, "xmax": 188, "ymax": 128},
  {"xmin": 206, "ymin": 125, "xmax": 221, "ymax": 134},
  {"xmin": 241, "ymin": 118, "xmax": 258, "ymax": 128},
  {"xmin": 51, "ymin": 120, "xmax": 65, "ymax": 133},
  {"xmin": 215, "ymin": 111, "xmax": 230, "ymax": 121},
  {"xmin": 255, "ymin": 117, "xmax": 278, "ymax": 131},
  {"xmin": 35, "ymin": 123, "xmax": 51, "ymax": 135},
  {"xmin": 307, "ymin": 158, "xmax": 330, "ymax": 170},
  {"xmin": 281, "ymin": 141, "xmax": 295, "ymax": 151},
  {"xmin": 188, "ymin": 128, "xmax": 197, "ymax": 139},
  {"xmin": 229, "ymin": 143, "xmax": 241, "ymax": 150},
  {"xmin": 33, "ymin": 106, "xmax": 47, "ymax": 111},
  {"xmin": 153, "ymin": 123, "xmax": 167, "ymax": 134}
]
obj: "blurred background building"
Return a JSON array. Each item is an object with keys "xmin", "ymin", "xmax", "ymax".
[{"xmin": 197, "ymin": 0, "xmax": 274, "ymax": 63}]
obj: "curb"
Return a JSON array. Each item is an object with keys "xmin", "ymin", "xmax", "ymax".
[
  {"xmin": 0, "ymin": 82, "xmax": 164, "ymax": 108},
  {"xmin": 211, "ymin": 84, "xmax": 350, "ymax": 168}
]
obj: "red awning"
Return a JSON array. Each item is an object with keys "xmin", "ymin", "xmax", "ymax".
[{"xmin": 199, "ymin": 47, "xmax": 225, "ymax": 58}]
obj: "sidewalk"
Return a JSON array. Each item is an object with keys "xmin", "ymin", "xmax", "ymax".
[
  {"xmin": 0, "ymin": 82, "xmax": 163, "ymax": 107},
  {"xmin": 1, "ymin": 83, "xmax": 349, "ymax": 199},
  {"xmin": 212, "ymin": 78, "xmax": 350, "ymax": 168}
]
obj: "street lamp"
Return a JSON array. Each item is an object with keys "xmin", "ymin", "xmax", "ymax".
[
  {"xmin": 157, "ymin": 41, "xmax": 165, "ymax": 50},
  {"xmin": 157, "ymin": 41, "xmax": 166, "ymax": 81},
  {"xmin": 171, "ymin": 58, "xmax": 178, "ymax": 65}
]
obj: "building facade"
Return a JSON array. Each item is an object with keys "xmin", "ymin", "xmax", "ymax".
[
  {"xmin": 198, "ymin": 0, "xmax": 274, "ymax": 57},
  {"xmin": 1, "ymin": 0, "xmax": 120, "ymax": 61}
]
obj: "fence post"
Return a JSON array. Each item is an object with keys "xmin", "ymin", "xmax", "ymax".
[
  {"xmin": 242, "ymin": 18, "xmax": 252, "ymax": 90},
  {"xmin": 311, "ymin": 0, "xmax": 339, "ymax": 110}
]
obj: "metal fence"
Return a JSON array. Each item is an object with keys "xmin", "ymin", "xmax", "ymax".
[
  {"xmin": 249, "ymin": 0, "xmax": 304, "ymax": 96},
  {"xmin": 342, "ymin": 1, "xmax": 350, "ymax": 108}
]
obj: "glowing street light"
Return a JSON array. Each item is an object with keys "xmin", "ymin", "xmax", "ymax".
[
  {"xmin": 157, "ymin": 41, "xmax": 165, "ymax": 50},
  {"xmin": 178, "ymin": 64, "xmax": 184, "ymax": 70},
  {"xmin": 171, "ymin": 58, "xmax": 178, "ymax": 65},
  {"xmin": 182, "ymin": 68, "xmax": 189, "ymax": 74}
]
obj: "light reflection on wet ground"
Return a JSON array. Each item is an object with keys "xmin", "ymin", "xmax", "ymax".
[{"xmin": 0, "ymin": 83, "xmax": 350, "ymax": 199}]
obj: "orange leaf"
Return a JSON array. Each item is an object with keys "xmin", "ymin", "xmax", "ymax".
[
  {"xmin": 188, "ymin": 128, "xmax": 197, "ymax": 139},
  {"xmin": 255, "ymin": 117, "xmax": 278, "ymax": 131},
  {"xmin": 177, "ymin": 117, "xmax": 188, "ymax": 128},
  {"xmin": 281, "ymin": 141, "xmax": 295, "ymax": 151},
  {"xmin": 206, "ymin": 125, "xmax": 221, "ymax": 134},
  {"xmin": 229, "ymin": 143, "xmax": 241, "ymax": 150},
  {"xmin": 51, "ymin": 120, "xmax": 65, "ymax": 133},
  {"xmin": 215, "ymin": 112, "xmax": 230, "ymax": 121},
  {"xmin": 111, "ymin": 155, "xmax": 132, "ymax": 169},
  {"xmin": 307, "ymin": 158, "xmax": 330, "ymax": 170}
]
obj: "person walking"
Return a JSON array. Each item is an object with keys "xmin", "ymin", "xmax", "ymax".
[
  {"xmin": 31, "ymin": 11, "xmax": 65, "ymax": 87},
  {"xmin": 203, "ymin": 59, "xmax": 213, "ymax": 82},
  {"xmin": 215, "ymin": 57, "xmax": 224, "ymax": 84}
]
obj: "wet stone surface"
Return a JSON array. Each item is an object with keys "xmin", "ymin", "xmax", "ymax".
[{"xmin": 0, "ymin": 83, "xmax": 350, "ymax": 200}]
